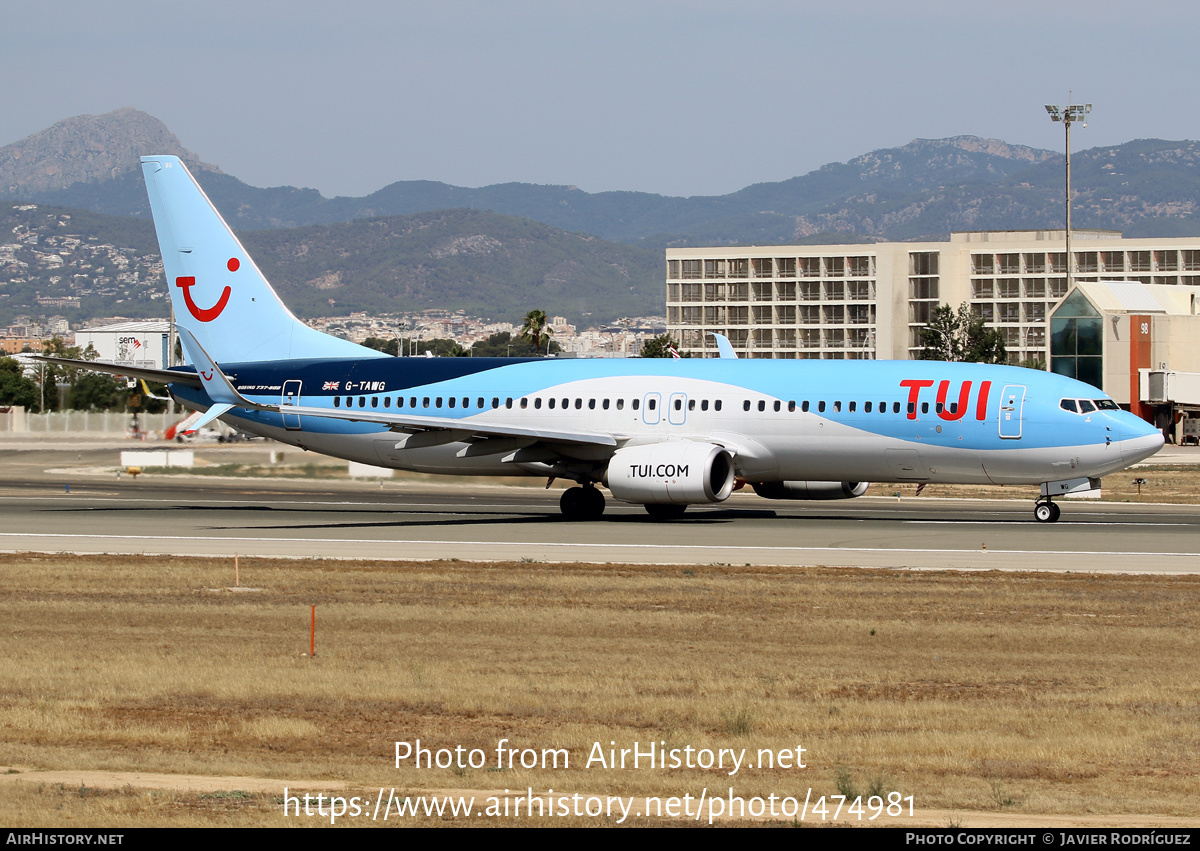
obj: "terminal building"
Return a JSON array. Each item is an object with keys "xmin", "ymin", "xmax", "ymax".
[
  {"xmin": 665, "ymin": 229, "xmax": 1200, "ymax": 364},
  {"xmin": 1049, "ymin": 281, "xmax": 1200, "ymax": 441}
]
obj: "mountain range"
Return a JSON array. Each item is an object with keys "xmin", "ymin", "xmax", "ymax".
[{"xmin": 3, "ymin": 109, "xmax": 1200, "ymax": 327}]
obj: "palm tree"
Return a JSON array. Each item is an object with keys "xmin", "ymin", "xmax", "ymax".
[{"xmin": 519, "ymin": 309, "xmax": 553, "ymax": 352}]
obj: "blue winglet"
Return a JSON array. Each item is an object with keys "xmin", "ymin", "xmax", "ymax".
[{"xmin": 712, "ymin": 333, "xmax": 739, "ymax": 359}]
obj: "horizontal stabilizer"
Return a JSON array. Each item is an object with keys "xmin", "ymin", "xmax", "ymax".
[
  {"xmin": 30, "ymin": 355, "xmax": 202, "ymax": 387},
  {"xmin": 184, "ymin": 403, "xmax": 235, "ymax": 433}
]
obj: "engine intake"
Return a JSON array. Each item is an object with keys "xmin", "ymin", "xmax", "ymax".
[{"xmin": 606, "ymin": 442, "xmax": 735, "ymax": 505}]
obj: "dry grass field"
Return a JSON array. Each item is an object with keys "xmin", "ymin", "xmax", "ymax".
[{"xmin": 1, "ymin": 552, "xmax": 1198, "ymax": 827}]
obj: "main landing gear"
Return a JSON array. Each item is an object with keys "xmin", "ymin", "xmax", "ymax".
[
  {"xmin": 644, "ymin": 504, "xmax": 687, "ymax": 520},
  {"xmin": 559, "ymin": 484, "xmax": 606, "ymax": 520},
  {"xmin": 1034, "ymin": 498, "xmax": 1061, "ymax": 523}
]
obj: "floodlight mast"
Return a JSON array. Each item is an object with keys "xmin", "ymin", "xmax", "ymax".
[{"xmin": 1045, "ymin": 101, "xmax": 1091, "ymax": 291}]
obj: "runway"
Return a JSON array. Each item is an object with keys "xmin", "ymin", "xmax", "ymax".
[{"xmin": 1, "ymin": 440, "xmax": 1197, "ymax": 573}]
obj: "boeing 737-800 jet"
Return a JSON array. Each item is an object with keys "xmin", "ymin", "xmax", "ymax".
[{"xmin": 45, "ymin": 156, "xmax": 1164, "ymax": 521}]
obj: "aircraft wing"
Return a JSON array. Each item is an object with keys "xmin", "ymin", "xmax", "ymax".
[
  {"xmin": 278, "ymin": 404, "xmax": 620, "ymax": 447},
  {"xmin": 30, "ymin": 356, "xmax": 203, "ymax": 388}
]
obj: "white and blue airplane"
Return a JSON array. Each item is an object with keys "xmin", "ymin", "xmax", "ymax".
[{"xmin": 49, "ymin": 155, "xmax": 1164, "ymax": 521}]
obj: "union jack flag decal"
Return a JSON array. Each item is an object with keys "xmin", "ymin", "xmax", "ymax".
[{"xmin": 322, "ymin": 381, "xmax": 340, "ymax": 390}]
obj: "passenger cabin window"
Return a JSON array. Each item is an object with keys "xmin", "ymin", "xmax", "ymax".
[
  {"xmin": 334, "ymin": 397, "xmax": 340, "ymax": 407},
  {"xmin": 893, "ymin": 402, "xmax": 901, "ymax": 413},
  {"xmin": 802, "ymin": 401, "xmax": 810, "ymax": 412},
  {"xmin": 632, "ymin": 399, "xmax": 640, "ymax": 411},
  {"xmin": 371, "ymin": 397, "xmax": 378, "ymax": 408},
  {"xmin": 818, "ymin": 401, "xmax": 826, "ymax": 413},
  {"xmin": 744, "ymin": 400, "xmax": 751, "ymax": 412},
  {"xmin": 787, "ymin": 401, "xmax": 795, "ymax": 412},
  {"xmin": 384, "ymin": 397, "xmax": 390, "ymax": 408},
  {"xmin": 617, "ymin": 399, "xmax": 624, "ymax": 410},
  {"xmin": 701, "ymin": 400, "xmax": 709, "ymax": 411},
  {"xmin": 714, "ymin": 400, "xmax": 722, "ymax": 412},
  {"xmin": 865, "ymin": 401, "xmax": 872, "ymax": 413},
  {"xmin": 536, "ymin": 398, "xmax": 544, "ymax": 409},
  {"xmin": 757, "ymin": 400, "xmax": 765, "ymax": 412},
  {"xmin": 833, "ymin": 401, "xmax": 841, "ymax": 413}
]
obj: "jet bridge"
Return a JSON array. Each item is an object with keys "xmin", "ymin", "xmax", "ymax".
[{"xmin": 1140, "ymin": 369, "xmax": 1200, "ymax": 444}]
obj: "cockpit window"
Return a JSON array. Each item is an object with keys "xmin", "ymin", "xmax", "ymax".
[{"xmin": 1063, "ymin": 397, "xmax": 1120, "ymax": 414}]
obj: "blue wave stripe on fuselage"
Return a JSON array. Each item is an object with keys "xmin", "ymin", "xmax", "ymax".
[{"xmin": 169, "ymin": 357, "xmax": 1127, "ymax": 452}]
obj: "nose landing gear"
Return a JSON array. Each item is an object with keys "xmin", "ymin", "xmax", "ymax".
[{"xmin": 1034, "ymin": 498, "xmax": 1061, "ymax": 523}]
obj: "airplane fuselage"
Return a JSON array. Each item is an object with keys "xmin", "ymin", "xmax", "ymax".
[{"xmin": 170, "ymin": 356, "xmax": 1159, "ymax": 488}]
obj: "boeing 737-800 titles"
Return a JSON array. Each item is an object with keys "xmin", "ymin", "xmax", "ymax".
[{"xmin": 45, "ymin": 156, "xmax": 1164, "ymax": 522}]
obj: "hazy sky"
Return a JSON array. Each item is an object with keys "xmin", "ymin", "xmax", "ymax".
[{"xmin": 3, "ymin": 0, "xmax": 1197, "ymax": 198}]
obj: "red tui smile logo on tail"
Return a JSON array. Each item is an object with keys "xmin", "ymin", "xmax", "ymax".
[{"xmin": 176, "ymin": 266, "xmax": 234, "ymax": 322}]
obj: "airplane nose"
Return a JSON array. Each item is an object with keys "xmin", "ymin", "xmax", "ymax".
[{"xmin": 1118, "ymin": 414, "xmax": 1164, "ymax": 465}]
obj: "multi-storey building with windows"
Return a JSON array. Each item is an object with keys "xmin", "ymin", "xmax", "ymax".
[{"xmin": 665, "ymin": 230, "xmax": 1200, "ymax": 363}]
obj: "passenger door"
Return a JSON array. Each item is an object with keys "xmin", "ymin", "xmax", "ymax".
[
  {"xmin": 282, "ymin": 380, "xmax": 302, "ymax": 430},
  {"xmin": 998, "ymin": 384, "xmax": 1026, "ymax": 439}
]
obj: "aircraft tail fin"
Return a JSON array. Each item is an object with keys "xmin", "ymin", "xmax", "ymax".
[{"xmin": 140, "ymin": 156, "xmax": 384, "ymax": 364}]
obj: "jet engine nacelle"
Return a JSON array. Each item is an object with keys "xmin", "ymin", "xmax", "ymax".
[
  {"xmin": 606, "ymin": 442, "xmax": 735, "ymax": 505},
  {"xmin": 751, "ymin": 481, "xmax": 869, "ymax": 500}
]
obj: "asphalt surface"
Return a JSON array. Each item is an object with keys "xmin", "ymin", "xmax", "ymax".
[{"xmin": 1, "ymin": 438, "xmax": 1197, "ymax": 573}]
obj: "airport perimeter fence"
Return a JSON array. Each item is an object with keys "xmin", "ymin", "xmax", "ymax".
[{"xmin": 0, "ymin": 407, "xmax": 176, "ymax": 436}]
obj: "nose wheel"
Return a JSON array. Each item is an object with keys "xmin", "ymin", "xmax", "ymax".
[{"xmin": 1034, "ymin": 499, "xmax": 1061, "ymax": 523}]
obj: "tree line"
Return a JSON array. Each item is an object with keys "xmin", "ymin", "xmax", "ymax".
[{"xmin": 0, "ymin": 339, "xmax": 167, "ymax": 413}]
